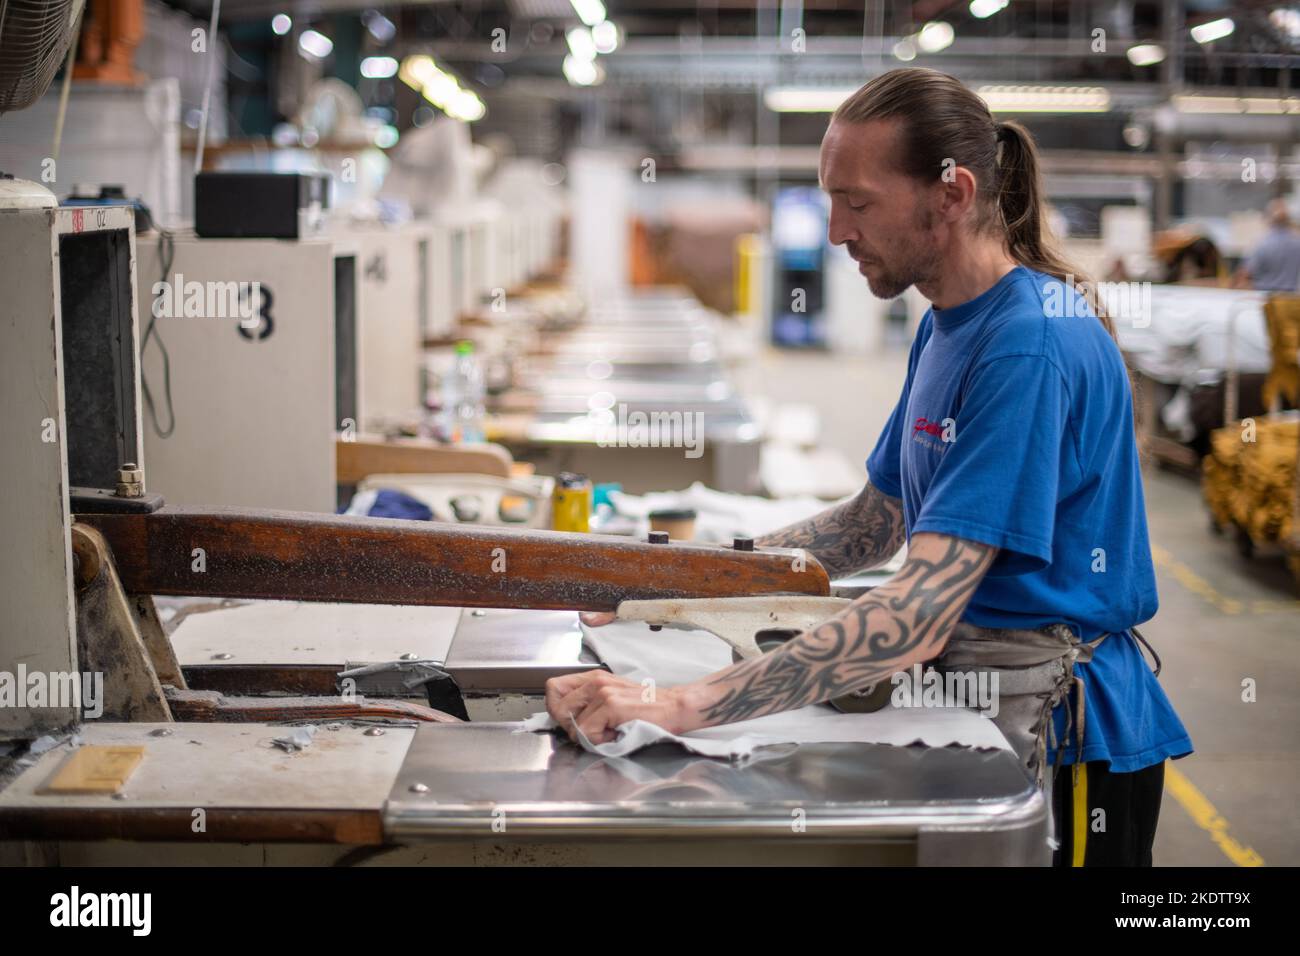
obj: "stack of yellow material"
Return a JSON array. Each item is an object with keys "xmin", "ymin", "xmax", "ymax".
[
  {"xmin": 1202, "ymin": 417, "xmax": 1299, "ymax": 545},
  {"xmin": 1263, "ymin": 296, "xmax": 1300, "ymax": 412}
]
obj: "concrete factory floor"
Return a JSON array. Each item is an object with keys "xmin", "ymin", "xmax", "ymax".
[{"xmin": 756, "ymin": 344, "xmax": 1299, "ymax": 867}]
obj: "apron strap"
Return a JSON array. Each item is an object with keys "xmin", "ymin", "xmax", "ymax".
[{"xmin": 1130, "ymin": 626, "xmax": 1162, "ymax": 677}]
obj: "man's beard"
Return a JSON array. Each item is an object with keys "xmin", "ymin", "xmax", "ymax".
[{"xmin": 851, "ymin": 207, "xmax": 941, "ymax": 300}]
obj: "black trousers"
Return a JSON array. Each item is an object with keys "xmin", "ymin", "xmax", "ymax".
[{"xmin": 1050, "ymin": 759, "xmax": 1165, "ymax": 867}]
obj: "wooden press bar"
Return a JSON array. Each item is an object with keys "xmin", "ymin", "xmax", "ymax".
[{"xmin": 76, "ymin": 507, "xmax": 829, "ymax": 609}]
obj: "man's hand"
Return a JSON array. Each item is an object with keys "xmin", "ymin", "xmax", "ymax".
[
  {"xmin": 561, "ymin": 533, "xmax": 996, "ymax": 740},
  {"xmin": 578, "ymin": 611, "xmax": 617, "ymax": 628},
  {"xmin": 544, "ymin": 669, "xmax": 699, "ymax": 744},
  {"xmin": 561, "ymin": 532, "xmax": 993, "ymax": 744}
]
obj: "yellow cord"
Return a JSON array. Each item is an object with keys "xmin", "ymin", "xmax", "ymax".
[{"xmin": 1071, "ymin": 764, "xmax": 1088, "ymax": 867}]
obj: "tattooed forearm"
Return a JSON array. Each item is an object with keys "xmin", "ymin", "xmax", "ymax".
[
  {"xmin": 756, "ymin": 481, "xmax": 905, "ymax": 578},
  {"xmin": 681, "ymin": 533, "xmax": 996, "ymax": 728}
]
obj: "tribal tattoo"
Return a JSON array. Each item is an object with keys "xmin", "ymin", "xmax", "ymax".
[
  {"xmin": 756, "ymin": 481, "xmax": 906, "ymax": 578},
  {"xmin": 686, "ymin": 533, "xmax": 996, "ymax": 727}
]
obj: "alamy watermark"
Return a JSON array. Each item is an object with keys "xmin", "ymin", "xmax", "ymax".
[
  {"xmin": 0, "ymin": 666, "xmax": 104, "ymax": 718},
  {"xmin": 590, "ymin": 403, "xmax": 705, "ymax": 459},
  {"xmin": 890, "ymin": 663, "xmax": 999, "ymax": 717},
  {"xmin": 1043, "ymin": 275, "xmax": 1151, "ymax": 329},
  {"xmin": 50, "ymin": 886, "xmax": 150, "ymax": 935},
  {"xmin": 152, "ymin": 273, "xmax": 261, "ymax": 327}
]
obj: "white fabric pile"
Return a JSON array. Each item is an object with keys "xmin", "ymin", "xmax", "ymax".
[{"xmin": 521, "ymin": 618, "xmax": 1011, "ymax": 760}]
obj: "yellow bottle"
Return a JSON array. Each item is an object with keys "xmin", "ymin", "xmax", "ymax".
[{"xmin": 551, "ymin": 472, "xmax": 592, "ymax": 532}]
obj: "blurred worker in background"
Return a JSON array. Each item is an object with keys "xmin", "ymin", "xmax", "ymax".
[{"xmin": 1234, "ymin": 198, "xmax": 1300, "ymax": 292}]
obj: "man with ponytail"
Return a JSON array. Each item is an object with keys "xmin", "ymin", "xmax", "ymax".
[{"xmin": 548, "ymin": 68, "xmax": 1190, "ymax": 867}]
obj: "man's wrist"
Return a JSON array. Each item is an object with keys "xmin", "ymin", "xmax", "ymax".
[{"xmin": 668, "ymin": 681, "xmax": 716, "ymax": 735}]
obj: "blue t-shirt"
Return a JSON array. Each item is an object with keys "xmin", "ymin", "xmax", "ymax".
[{"xmin": 866, "ymin": 266, "xmax": 1192, "ymax": 772}]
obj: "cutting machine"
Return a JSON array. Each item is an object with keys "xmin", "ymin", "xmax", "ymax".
[{"xmin": 0, "ymin": 205, "xmax": 1049, "ymax": 866}]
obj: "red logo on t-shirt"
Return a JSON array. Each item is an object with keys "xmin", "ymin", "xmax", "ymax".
[{"xmin": 913, "ymin": 417, "xmax": 945, "ymax": 437}]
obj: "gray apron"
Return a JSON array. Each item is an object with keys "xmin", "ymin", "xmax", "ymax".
[{"xmin": 934, "ymin": 622, "xmax": 1161, "ymax": 790}]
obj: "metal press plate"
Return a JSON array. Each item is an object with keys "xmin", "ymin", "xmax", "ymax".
[
  {"xmin": 165, "ymin": 599, "xmax": 462, "ymax": 667},
  {"xmin": 384, "ymin": 723, "xmax": 1047, "ymax": 844},
  {"xmin": 444, "ymin": 609, "xmax": 598, "ymax": 692}
]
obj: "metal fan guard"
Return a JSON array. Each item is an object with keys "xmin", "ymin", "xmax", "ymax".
[{"xmin": 0, "ymin": 0, "xmax": 81, "ymax": 115}]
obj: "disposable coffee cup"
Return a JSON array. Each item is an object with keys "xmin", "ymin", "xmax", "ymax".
[{"xmin": 648, "ymin": 508, "xmax": 697, "ymax": 541}]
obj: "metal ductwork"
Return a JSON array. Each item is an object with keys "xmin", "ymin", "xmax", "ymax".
[{"xmin": 1154, "ymin": 105, "xmax": 1300, "ymax": 143}]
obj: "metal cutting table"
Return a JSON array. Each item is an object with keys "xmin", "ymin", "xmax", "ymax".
[
  {"xmin": 387, "ymin": 722, "xmax": 1050, "ymax": 865},
  {"xmin": 0, "ymin": 717, "xmax": 1049, "ymax": 866},
  {"xmin": 1, "ymin": 606, "xmax": 1050, "ymax": 866}
]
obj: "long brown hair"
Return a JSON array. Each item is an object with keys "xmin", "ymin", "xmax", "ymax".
[{"xmin": 832, "ymin": 68, "xmax": 1114, "ymax": 337}]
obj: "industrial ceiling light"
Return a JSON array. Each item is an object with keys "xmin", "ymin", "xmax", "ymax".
[
  {"xmin": 398, "ymin": 56, "xmax": 486, "ymax": 121},
  {"xmin": 566, "ymin": 26, "xmax": 597, "ymax": 62},
  {"xmin": 977, "ymin": 84, "xmax": 1111, "ymax": 113},
  {"xmin": 363, "ymin": 11, "xmax": 397, "ymax": 44},
  {"xmin": 763, "ymin": 87, "xmax": 853, "ymax": 112},
  {"xmin": 448, "ymin": 90, "xmax": 486, "ymax": 122},
  {"xmin": 399, "ymin": 55, "xmax": 436, "ymax": 89},
  {"xmin": 423, "ymin": 70, "xmax": 459, "ymax": 105},
  {"xmin": 1271, "ymin": 9, "xmax": 1300, "ymax": 40},
  {"xmin": 1190, "ymin": 18, "xmax": 1234, "ymax": 44},
  {"xmin": 917, "ymin": 21, "xmax": 954, "ymax": 53},
  {"xmin": 569, "ymin": 0, "xmax": 606, "ymax": 28},
  {"xmin": 298, "ymin": 30, "xmax": 334, "ymax": 60},
  {"xmin": 1126, "ymin": 43, "xmax": 1165, "ymax": 66},
  {"xmin": 892, "ymin": 38, "xmax": 917, "ymax": 61},
  {"xmin": 969, "ymin": 0, "xmax": 1008, "ymax": 19},
  {"xmin": 360, "ymin": 56, "xmax": 398, "ymax": 79},
  {"xmin": 592, "ymin": 20, "xmax": 620, "ymax": 54},
  {"xmin": 271, "ymin": 14, "xmax": 292, "ymax": 36},
  {"xmin": 563, "ymin": 54, "xmax": 602, "ymax": 86}
]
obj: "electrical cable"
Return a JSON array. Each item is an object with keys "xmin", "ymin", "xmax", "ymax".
[
  {"xmin": 51, "ymin": 0, "xmax": 86, "ymax": 166},
  {"xmin": 139, "ymin": 209, "xmax": 177, "ymax": 438}
]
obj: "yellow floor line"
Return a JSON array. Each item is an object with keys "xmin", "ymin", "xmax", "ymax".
[
  {"xmin": 1151, "ymin": 545, "xmax": 1243, "ymax": 614},
  {"xmin": 1164, "ymin": 761, "xmax": 1265, "ymax": 866},
  {"xmin": 1249, "ymin": 599, "xmax": 1300, "ymax": 614}
]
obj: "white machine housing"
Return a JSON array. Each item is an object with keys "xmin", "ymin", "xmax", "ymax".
[
  {"xmin": 0, "ymin": 204, "xmax": 144, "ymax": 737},
  {"xmin": 135, "ymin": 231, "xmax": 359, "ymax": 512},
  {"xmin": 342, "ymin": 222, "xmax": 430, "ymax": 428},
  {"xmin": 431, "ymin": 203, "xmax": 484, "ymax": 324}
]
